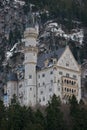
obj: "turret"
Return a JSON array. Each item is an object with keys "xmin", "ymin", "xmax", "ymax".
[
  {"xmin": 23, "ymin": 13, "xmax": 38, "ymax": 106},
  {"xmin": 7, "ymin": 72, "xmax": 18, "ymax": 105}
]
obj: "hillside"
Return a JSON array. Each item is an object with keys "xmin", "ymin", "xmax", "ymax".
[{"xmin": 0, "ymin": 0, "xmax": 87, "ymax": 97}]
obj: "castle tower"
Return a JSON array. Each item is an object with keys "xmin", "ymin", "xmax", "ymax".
[
  {"xmin": 23, "ymin": 26, "xmax": 38, "ymax": 106},
  {"xmin": 6, "ymin": 72, "xmax": 18, "ymax": 106}
]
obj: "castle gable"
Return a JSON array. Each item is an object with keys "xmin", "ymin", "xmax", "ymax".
[{"xmin": 57, "ymin": 46, "xmax": 80, "ymax": 72}]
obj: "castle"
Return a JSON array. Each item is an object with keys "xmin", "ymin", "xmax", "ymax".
[{"xmin": 4, "ymin": 23, "xmax": 81, "ymax": 107}]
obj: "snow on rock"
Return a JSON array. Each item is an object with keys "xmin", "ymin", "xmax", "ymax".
[
  {"xmin": 41, "ymin": 21, "xmax": 84, "ymax": 45},
  {"xmin": 40, "ymin": 32, "xmax": 50, "ymax": 38},
  {"xmin": 48, "ymin": 22, "xmax": 58, "ymax": 27},
  {"xmin": 6, "ymin": 51, "xmax": 13, "ymax": 60},
  {"xmin": 14, "ymin": 0, "xmax": 25, "ymax": 5},
  {"xmin": 67, "ymin": 29, "xmax": 83, "ymax": 44},
  {"xmin": 6, "ymin": 42, "xmax": 19, "ymax": 60}
]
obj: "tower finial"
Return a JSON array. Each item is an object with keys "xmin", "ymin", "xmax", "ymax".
[
  {"xmin": 26, "ymin": 4, "xmax": 35, "ymax": 28},
  {"xmin": 65, "ymin": 41, "xmax": 67, "ymax": 46},
  {"xmin": 65, "ymin": 38, "xmax": 68, "ymax": 47}
]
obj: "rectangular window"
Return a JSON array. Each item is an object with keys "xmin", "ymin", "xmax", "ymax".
[
  {"xmin": 29, "ymin": 75, "xmax": 32, "ymax": 79},
  {"xmin": 58, "ymin": 80, "xmax": 60, "ymax": 83},
  {"xmin": 39, "ymin": 98, "xmax": 41, "ymax": 102},
  {"xmin": 50, "ymin": 71, "xmax": 53, "ymax": 74},
  {"xmin": 38, "ymin": 83, "xmax": 40, "ymax": 87},
  {"xmin": 54, "ymin": 61, "xmax": 56, "ymax": 64},
  {"xmin": 41, "ymin": 91, "xmax": 43, "ymax": 94},
  {"xmin": 51, "ymin": 80, "xmax": 53, "ymax": 84},
  {"xmin": 19, "ymin": 84, "xmax": 22, "ymax": 88},
  {"xmin": 66, "ymin": 63, "xmax": 69, "ymax": 66},
  {"xmin": 43, "ymin": 97, "xmax": 45, "ymax": 101},
  {"xmin": 49, "ymin": 88, "xmax": 52, "ymax": 92},
  {"xmin": 66, "ymin": 73, "xmax": 69, "ymax": 77},
  {"xmin": 30, "ymin": 88, "xmax": 32, "ymax": 90},
  {"xmin": 58, "ymin": 88, "xmax": 60, "ymax": 91},
  {"xmin": 59, "ymin": 71, "xmax": 63, "ymax": 75},
  {"xmin": 73, "ymin": 75, "xmax": 77, "ymax": 79},
  {"xmin": 43, "ymin": 82, "xmax": 45, "ymax": 86},
  {"xmin": 85, "ymin": 75, "xmax": 87, "ymax": 78},
  {"xmin": 42, "ymin": 74, "xmax": 45, "ymax": 77},
  {"xmin": 38, "ymin": 75, "xmax": 40, "ymax": 78}
]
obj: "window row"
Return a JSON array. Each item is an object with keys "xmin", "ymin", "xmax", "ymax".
[
  {"xmin": 38, "ymin": 80, "xmax": 53, "ymax": 87},
  {"xmin": 38, "ymin": 72, "xmax": 77, "ymax": 80},
  {"xmin": 63, "ymin": 87, "xmax": 76, "ymax": 93},
  {"xmin": 59, "ymin": 72, "xmax": 77, "ymax": 79},
  {"xmin": 39, "ymin": 97, "xmax": 45, "ymax": 102},
  {"xmin": 40, "ymin": 88, "xmax": 52, "ymax": 95},
  {"xmin": 62, "ymin": 79, "xmax": 76, "ymax": 85},
  {"xmin": 39, "ymin": 95, "xmax": 52, "ymax": 103},
  {"xmin": 38, "ymin": 71, "xmax": 53, "ymax": 78}
]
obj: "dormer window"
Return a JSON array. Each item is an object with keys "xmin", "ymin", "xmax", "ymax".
[
  {"xmin": 53, "ymin": 58, "xmax": 57, "ymax": 64},
  {"xmin": 54, "ymin": 60, "xmax": 56, "ymax": 64},
  {"xmin": 44, "ymin": 59, "xmax": 49, "ymax": 67}
]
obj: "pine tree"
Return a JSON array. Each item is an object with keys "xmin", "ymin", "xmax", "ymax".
[
  {"xmin": 0, "ymin": 100, "xmax": 5, "ymax": 128},
  {"xmin": 46, "ymin": 94, "xmax": 66, "ymax": 130}
]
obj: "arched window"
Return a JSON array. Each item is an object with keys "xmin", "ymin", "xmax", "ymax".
[
  {"xmin": 64, "ymin": 79, "xmax": 66, "ymax": 83},
  {"xmin": 69, "ymin": 80, "xmax": 71, "ymax": 84},
  {"xmin": 72, "ymin": 81, "xmax": 73, "ymax": 85},
  {"xmin": 67, "ymin": 88, "xmax": 69, "ymax": 92},
  {"xmin": 74, "ymin": 82, "xmax": 76, "ymax": 85},
  {"xmin": 72, "ymin": 89, "xmax": 73, "ymax": 93},
  {"xmin": 67, "ymin": 80, "xmax": 69, "ymax": 84}
]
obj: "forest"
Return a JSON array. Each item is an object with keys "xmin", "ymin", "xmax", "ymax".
[
  {"xmin": 0, "ymin": 95, "xmax": 87, "ymax": 130},
  {"xmin": 24, "ymin": 0, "xmax": 87, "ymax": 26}
]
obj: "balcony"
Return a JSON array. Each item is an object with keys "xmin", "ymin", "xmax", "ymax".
[
  {"xmin": 61, "ymin": 76, "xmax": 78, "ymax": 100},
  {"xmin": 62, "ymin": 76, "xmax": 77, "ymax": 87}
]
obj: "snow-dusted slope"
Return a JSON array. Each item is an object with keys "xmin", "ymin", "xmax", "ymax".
[{"xmin": 40, "ymin": 21, "xmax": 84, "ymax": 45}]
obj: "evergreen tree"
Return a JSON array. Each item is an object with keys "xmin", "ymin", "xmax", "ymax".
[
  {"xmin": 70, "ymin": 95, "xmax": 87, "ymax": 130},
  {"xmin": 0, "ymin": 100, "xmax": 5, "ymax": 128},
  {"xmin": 69, "ymin": 95, "xmax": 79, "ymax": 117},
  {"xmin": 35, "ymin": 109, "xmax": 45, "ymax": 130},
  {"xmin": 46, "ymin": 94, "xmax": 66, "ymax": 130}
]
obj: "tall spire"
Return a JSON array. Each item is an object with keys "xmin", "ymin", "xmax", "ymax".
[
  {"xmin": 26, "ymin": 4, "xmax": 35, "ymax": 28},
  {"xmin": 65, "ymin": 38, "xmax": 68, "ymax": 47}
]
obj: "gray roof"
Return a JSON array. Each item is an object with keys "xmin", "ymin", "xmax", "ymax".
[
  {"xmin": 37, "ymin": 47, "xmax": 65, "ymax": 68},
  {"xmin": 7, "ymin": 72, "xmax": 18, "ymax": 81}
]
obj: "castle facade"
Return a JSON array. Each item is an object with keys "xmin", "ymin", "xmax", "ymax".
[{"xmin": 4, "ymin": 26, "xmax": 81, "ymax": 107}]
